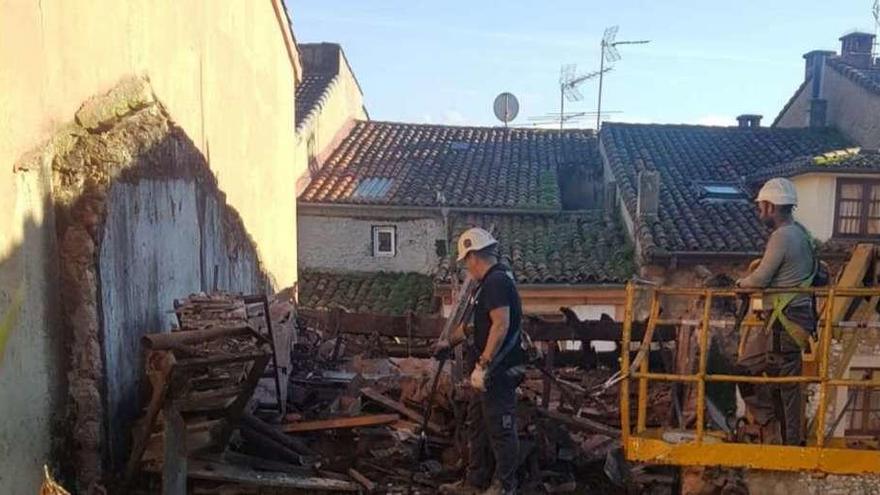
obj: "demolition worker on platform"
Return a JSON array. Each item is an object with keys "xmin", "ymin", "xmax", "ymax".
[
  {"xmin": 433, "ymin": 227, "xmax": 525, "ymax": 495},
  {"xmin": 736, "ymin": 177, "xmax": 819, "ymax": 446}
]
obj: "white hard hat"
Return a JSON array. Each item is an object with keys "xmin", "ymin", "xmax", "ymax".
[
  {"xmin": 457, "ymin": 227, "xmax": 498, "ymax": 262},
  {"xmin": 756, "ymin": 178, "xmax": 797, "ymax": 206}
]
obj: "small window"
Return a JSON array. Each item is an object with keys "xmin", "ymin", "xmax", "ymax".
[
  {"xmin": 834, "ymin": 178, "xmax": 880, "ymax": 238},
  {"xmin": 372, "ymin": 226, "xmax": 396, "ymax": 257},
  {"xmin": 698, "ymin": 182, "xmax": 747, "ymax": 201},
  {"xmin": 846, "ymin": 368, "xmax": 880, "ymax": 436}
]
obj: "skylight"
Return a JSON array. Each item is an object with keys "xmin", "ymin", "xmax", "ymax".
[
  {"xmin": 698, "ymin": 182, "xmax": 748, "ymax": 202},
  {"xmin": 352, "ymin": 178, "xmax": 394, "ymax": 199}
]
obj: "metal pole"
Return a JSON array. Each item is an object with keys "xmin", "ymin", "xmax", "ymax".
[
  {"xmin": 596, "ymin": 40, "xmax": 605, "ymax": 131},
  {"xmin": 695, "ymin": 290, "xmax": 712, "ymax": 444},
  {"xmin": 620, "ymin": 282, "xmax": 634, "ymax": 447},
  {"xmin": 816, "ymin": 289, "xmax": 835, "ymax": 447},
  {"xmin": 560, "ymin": 83, "xmax": 564, "ymax": 131},
  {"xmin": 637, "ymin": 291, "xmax": 660, "ymax": 433}
]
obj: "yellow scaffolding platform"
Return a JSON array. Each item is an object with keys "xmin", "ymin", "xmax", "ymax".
[{"xmin": 619, "ymin": 283, "xmax": 880, "ymax": 475}]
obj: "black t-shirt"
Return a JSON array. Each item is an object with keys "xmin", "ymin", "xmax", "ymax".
[{"xmin": 472, "ymin": 263, "xmax": 524, "ymax": 371}]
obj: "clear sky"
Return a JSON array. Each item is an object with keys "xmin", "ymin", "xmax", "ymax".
[{"xmin": 287, "ymin": 1, "xmax": 878, "ymax": 129}]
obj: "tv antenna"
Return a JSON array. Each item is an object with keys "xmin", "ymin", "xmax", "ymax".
[
  {"xmin": 493, "ymin": 92, "xmax": 519, "ymax": 127},
  {"xmin": 555, "ymin": 64, "xmax": 610, "ymax": 130},
  {"xmin": 596, "ymin": 25, "xmax": 650, "ymax": 129}
]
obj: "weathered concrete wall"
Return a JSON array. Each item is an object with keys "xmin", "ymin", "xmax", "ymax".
[
  {"xmin": 775, "ymin": 84, "xmax": 812, "ymax": 128},
  {"xmin": 298, "ymin": 214, "xmax": 445, "ymax": 274},
  {"xmin": 99, "ymin": 179, "xmax": 261, "ymax": 465}
]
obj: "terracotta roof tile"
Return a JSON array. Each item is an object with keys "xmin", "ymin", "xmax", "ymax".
[
  {"xmin": 436, "ymin": 212, "xmax": 634, "ymax": 284},
  {"xmin": 299, "ymin": 271, "xmax": 438, "ymax": 315},
  {"xmin": 299, "ymin": 121, "xmax": 596, "ymax": 209},
  {"xmin": 602, "ymin": 123, "xmax": 852, "ymax": 256}
]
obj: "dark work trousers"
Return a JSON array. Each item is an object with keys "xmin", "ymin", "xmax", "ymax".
[
  {"xmin": 738, "ymin": 302, "xmax": 814, "ymax": 446},
  {"xmin": 466, "ymin": 368, "xmax": 520, "ymax": 492}
]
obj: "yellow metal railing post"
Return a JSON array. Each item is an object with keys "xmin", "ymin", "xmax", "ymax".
[
  {"xmin": 815, "ymin": 289, "xmax": 835, "ymax": 447},
  {"xmin": 637, "ymin": 292, "xmax": 661, "ymax": 433},
  {"xmin": 695, "ymin": 290, "xmax": 712, "ymax": 444},
  {"xmin": 620, "ymin": 282, "xmax": 634, "ymax": 445}
]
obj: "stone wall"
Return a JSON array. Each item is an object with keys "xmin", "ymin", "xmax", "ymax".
[{"xmin": 298, "ymin": 214, "xmax": 445, "ymax": 274}]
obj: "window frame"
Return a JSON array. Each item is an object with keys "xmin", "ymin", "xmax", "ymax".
[
  {"xmin": 833, "ymin": 178, "xmax": 880, "ymax": 239},
  {"xmin": 372, "ymin": 225, "xmax": 397, "ymax": 258},
  {"xmin": 845, "ymin": 367, "xmax": 880, "ymax": 436}
]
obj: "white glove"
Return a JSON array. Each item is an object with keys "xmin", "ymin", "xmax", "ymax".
[{"xmin": 470, "ymin": 366, "xmax": 487, "ymax": 392}]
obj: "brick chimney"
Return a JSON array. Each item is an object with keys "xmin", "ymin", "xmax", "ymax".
[
  {"xmin": 840, "ymin": 32, "xmax": 875, "ymax": 68},
  {"xmin": 736, "ymin": 114, "xmax": 762, "ymax": 129},
  {"xmin": 637, "ymin": 171, "xmax": 659, "ymax": 220}
]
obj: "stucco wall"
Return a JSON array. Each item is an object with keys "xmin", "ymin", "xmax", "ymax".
[
  {"xmin": 0, "ymin": 2, "xmax": 299, "ymax": 492},
  {"xmin": 294, "ymin": 50, "xmax": 367, "ymax": 195},
  {"xmin": 298, "ymin": 214, "xmax": 445, "ymax": 274},
  {"xmin": 1, "ymin": 0, "xmax": 299, "ymax": 288},
  {"xmin": 791, "ymin": 173, "xmax": 836, "ymax": 241},
  {"xmin": 776, "ymin": 65, "xmax": 880, "ymax": 149}
]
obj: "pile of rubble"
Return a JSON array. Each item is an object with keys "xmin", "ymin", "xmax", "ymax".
[{"xmin": 124, "ymin": 293, "xmax": 676, "ymax": 494}]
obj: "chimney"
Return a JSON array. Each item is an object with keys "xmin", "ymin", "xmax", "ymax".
[
  {"xmin": 637, "ymin": 171, "xmax": 659, "ymax": 220},
  {"xmin": 839, "ymin": 32, "xmax": 875, "ymax": 68},
  {"xmin": 803, "ymin": 50, "xmax": 835, "ymax": 85},
  {"xmin": 736, "ymin": 114, "xmax": 762, "ymax": 129},
  {"xmin": 809, "ymin": 99, "xmax": 828, "ymax": 128}
]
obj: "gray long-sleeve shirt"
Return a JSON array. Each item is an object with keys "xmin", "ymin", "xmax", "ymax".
[{"xmin": 738, "ymin": 223, "xmax": 814, "ymax": 305}]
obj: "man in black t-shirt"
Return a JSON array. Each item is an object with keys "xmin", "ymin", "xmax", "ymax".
[{"xmin": 435, "ymin": 228, "xmax": 523, "ymax": 495}]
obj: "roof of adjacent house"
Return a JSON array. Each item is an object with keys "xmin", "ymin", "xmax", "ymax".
[
  {"xmin": 435, "ymin": 212, "xmax": 635, "ymax": 285},
  {"xmin": 601, "ymin": 123, "xmax": 851, "ymax": 256},
  {"xmin": 827, "ymin": 57, "xmax": 880, "ymax": 96},
  {"xmin": 295, "ymin": 73, "xmax": 336, "ymax": 130},
  {"xmin": 298, "ymin": 271, "xmax": 438, "ymax": 315},
  {"xmin": 299, "ymin": 121, "xmax": 597, "ymax": 209},
  {"xmin": 746, "ymin": 148, "xmax": 880, "ymax": 184}
]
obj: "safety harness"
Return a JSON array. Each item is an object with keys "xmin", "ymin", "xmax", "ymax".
[{"xmin": 766, "ymin": 222, "xmax": 818, "ymax": 349}]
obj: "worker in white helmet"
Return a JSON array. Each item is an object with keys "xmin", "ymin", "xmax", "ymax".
[
  {"xmin": 435, "ymin": 227, "xmax": 524, "ymax": 495},
  {"xmin": 736, "ymin": 177, "xmax": 819, "ymax": 445}
]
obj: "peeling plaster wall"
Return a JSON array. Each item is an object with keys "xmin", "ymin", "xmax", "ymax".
[{"xmin": 99, "ymin": 179, "xmax": 261, "ymax": 465}]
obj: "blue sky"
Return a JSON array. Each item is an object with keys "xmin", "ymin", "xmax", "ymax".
[{"xmin": 288, "ymin": 1, "xmax": 877, "ymax": 128}]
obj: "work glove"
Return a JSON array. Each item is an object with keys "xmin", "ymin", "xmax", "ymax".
[
  {"xmin": 470, "ymin": 366, "xmax": 487, "ymax": 392},
  {"xmin": 432, "ymin": 339, "xmax": 452, "ymax": 360}
]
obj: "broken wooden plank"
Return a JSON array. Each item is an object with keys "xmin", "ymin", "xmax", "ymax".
[
  {"xmin": 360, "ymin": 387, "xmax": 444, "ymax": 435},
  {"xmin": 241, "ymin": 413, "xmax": 316, "ymax": 456},
  {"xmin": 536, "ymin": 407, "xmax": 622, "ymax": 438},
  {"xmin": 184, "ymin": 458, "xmax": 359, "ymax": 492},
  {"xmin": 142, "ymin": 325, "xmax": 255, "ymax": 350},
  {"xmin": 175, "ymin": 351, "xmax": 270, "ymax": 370},
  {"xmin": 281, "ymin": 414, "xmax": 400, "ymax": 433},
  {"xmin": 347, "ymin": 468, "xmax": 376, "ymax": 493},
  {"xmin": 215, "ymin": 354, "xmax": 272, "ymax": 447},
  {"xmin": 162, "ymin": 402, "xmax": 187, "ymax": 495},
  {"xmin": 240, "ymin": 425, "xmax": 304, "ymax": 465},
  {"xmin": 123, "ymin": 351, "xmax": 175, "ymax": 484}
]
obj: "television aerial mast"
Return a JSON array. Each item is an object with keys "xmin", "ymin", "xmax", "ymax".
[
  {"xmin": 596, "ymin": 26, "xmax": 650, "ymax": 130},
  {"xmin": 557, "ymin": 64, "xmax": 610, "ymax": 130}
]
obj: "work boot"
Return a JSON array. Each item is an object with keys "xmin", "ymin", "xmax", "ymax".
[
  {"xmin": 480, "ymin": 480, "xmax": 516, "ymax": 495},
  {"xmin": 439, "ymin": 480, "xmax": 482, "ymax": 494}
]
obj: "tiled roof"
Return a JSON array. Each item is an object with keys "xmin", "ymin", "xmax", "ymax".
[
  {"xmin": 299, "ymin": 121, "xmax": 597, "ymax": 209},
  {"xmin": 298, "ymin": 271, "xmax": 439, "ymax": 315},
  {"xmin": 295, "ymin": 73, "xmax": 337, "ymax": 130},
  {"xmin": 436, "ymin": 212, "xmax": 635, "ymax": 284},
  {"xmin": 827, "ymin": 57, "xmax": 880, "ymax": 96},
  {"xmin": 746, "ymin": 149, "xmax": 880, "ymax": 184},
  {"xmin": 601, "ymin": 123, "xmax": 851, "ymax": 256}
]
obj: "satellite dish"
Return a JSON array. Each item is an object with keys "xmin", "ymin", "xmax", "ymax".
[{"xmin": 493, "ymin": 92, "xmax": 519, "ymax": 126}]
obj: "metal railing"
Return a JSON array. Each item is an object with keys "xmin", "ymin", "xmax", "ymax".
[{"xmin": 620, "ymin": 282, "xmax": 880, "ymax": 473}]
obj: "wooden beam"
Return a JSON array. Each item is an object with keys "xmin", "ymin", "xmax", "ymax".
[
  {"xmin": 241, "ymin": 413, "xmax": 316, "ymax": 456},
  {"xmin": 524, "ymin": 316, "xmax": 676, "ymax": 342},
  {"xmin": 360, "ymin": 387, "xmax": 444, "ymax": 435},
  {"xmin": 215, "ymin": 354, "xmax": 272, "ymax": 448},
  {"xmin": 536, "ymin": 408, "xmax": 621, "ymax": 438},
  {"xmin": 347, "ymin": 468, "xmax": 376, "ymax": 493},
  {"xmin": 123, "ymin": 351, "xmax": 175, "ymax": 484},
  {"xmin": 282, "ymin": 414, "xmax": 400, "ymax": 433},
  {"xmin": 184, "ymin": 458, "xmax": 359, "ymax": 492},
  {"xmin": 142, "ymin": 325, "xmax": 255, "ymax": 350},
  {"xmin": 162, "ymin": 403, "xmax": 187, "ymax": 495}
]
